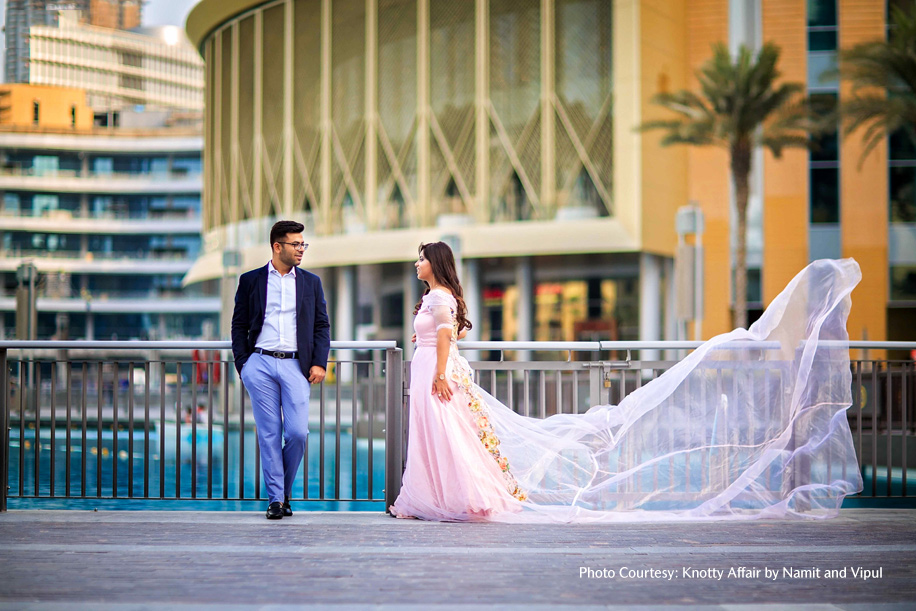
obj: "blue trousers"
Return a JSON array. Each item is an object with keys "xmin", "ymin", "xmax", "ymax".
[{"xmin": 240, "ymin": 352, "xmax": 310, "ymax": 504}]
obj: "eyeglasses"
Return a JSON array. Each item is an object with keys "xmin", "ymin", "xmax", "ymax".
[{"xmin": 277, "ymin": 241, "xmax": 308, "ymax": 251}]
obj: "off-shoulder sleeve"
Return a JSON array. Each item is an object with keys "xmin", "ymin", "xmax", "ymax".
[{"xmin": 424, "ymin": 290, "xmax": 456, "ymax": 332}]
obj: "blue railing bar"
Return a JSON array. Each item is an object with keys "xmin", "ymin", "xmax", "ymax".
[
  {"xmin": 835, "ymin": 341, "xmax": 916, "ymax": 350},
  {"xmin": 458, "ymin": 341, "xmax": 602, "ymax": 351},
  {"xmin": 0, "ymin": 340, "xmax": 397, "ymax": 350},
  {"xmin": 458, "ymin": 340, "xmax": 916, "ymax": 352}
]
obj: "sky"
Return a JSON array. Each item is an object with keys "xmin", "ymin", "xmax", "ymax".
[{"xmin": 1, "ymin": 0, "xmax": 201, "ymax": 81}]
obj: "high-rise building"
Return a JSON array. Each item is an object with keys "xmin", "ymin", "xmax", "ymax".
[
  {"xmin": 0, "ymin": 16, "xmax": 217, "ymax": 342},
  {"xmin": 183, "ymin": 0, "xmax": 915, "ymax": 356},
  {"xmin": 4, "ymin": 1, "xmax": 143, "ymax": 84}
]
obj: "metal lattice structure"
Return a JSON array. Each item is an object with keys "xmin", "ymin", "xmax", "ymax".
[{"xmin": 201, "ymin": 0, "xmax": 613, "ymax": 241}]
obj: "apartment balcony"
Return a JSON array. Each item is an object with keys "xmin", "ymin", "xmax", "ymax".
[
  {"xmin": 0, "ymin": 293, "xmax": 220, "ymax": 314},
  {"xmin": 0, "ymin": 210, "xmax": 201, "ymax": 235},
  {"xmin": 0, "ymin": 250, "xmax": 194, "ymax": 275},
  {"xmin": 0, "ymin": 168, "xmax": 201, "ymax": 195}
]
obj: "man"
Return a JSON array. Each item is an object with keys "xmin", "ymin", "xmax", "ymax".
[{"xmin": 231, "ymin": 220, "xmax": 330, "ymax": 519}]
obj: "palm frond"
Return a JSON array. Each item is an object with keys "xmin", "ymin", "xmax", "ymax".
[{"xmin": 837, "ymin": 1, "xmax": 916, "ymax": 164}]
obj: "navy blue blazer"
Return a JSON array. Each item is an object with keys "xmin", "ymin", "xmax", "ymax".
[{"xmin": 231, "ymin": 264, "xmax": 331, "ymax": 377}]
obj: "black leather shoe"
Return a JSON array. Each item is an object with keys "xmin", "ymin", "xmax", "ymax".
[
  {"xmin": 266, "ymin": 501, "xmax": 283, "ymax": 520},
  {"xmin": 282, "ymin": 498, "xmax": 293, "ymax": 517}
]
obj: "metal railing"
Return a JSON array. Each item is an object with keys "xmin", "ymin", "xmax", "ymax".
[
  {"xmin": 390, "ymin": 340, "xmax": 916, "ymax": 506},
  {"xmin": 0, "ymin": 340, "xmax": 401, "ymax": 512},
  {"xmin": 2, "ymin": 339, "xmax": 913, "ymax": 512}
]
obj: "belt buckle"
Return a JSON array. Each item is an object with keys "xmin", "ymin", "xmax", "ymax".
[{"xmin": 272, "ymin": 351, "xmax": 286, "ymax": 359}]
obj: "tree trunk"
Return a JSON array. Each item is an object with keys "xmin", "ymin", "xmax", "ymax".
[{"xmin": 731, "ymin": 142, "xmax": 751, "ymax": 330}]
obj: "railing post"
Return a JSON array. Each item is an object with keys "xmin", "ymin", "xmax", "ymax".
[
  {"xmin": 1, "ymin": 348, "xmax": 8, "ymax": 512},
  {"xmin": 385, "ymin": 347, "xmax": 403, "ymax": 511}
]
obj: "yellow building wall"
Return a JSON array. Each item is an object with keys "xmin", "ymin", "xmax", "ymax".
[
  {"xmin": 0, "ymin": 84, "xmax": 93, "ymax": 130},
  {"xmin": 639, "ymin": 0, "xmax": 687, "ymax": 257},
  {"xmin": 762, "ymin": 0, "xmax": 809, "ymax": 304},
  {"xmin": 839, "ymin": 0, "xmax": 888, "ymax": 347},
  {"xmin": 687, "ymin": 0, "xmax": 730, "ymax": 338}
]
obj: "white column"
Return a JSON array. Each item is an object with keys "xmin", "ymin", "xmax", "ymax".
[
  {"xmin": 283, "ymin": 0, "xmax": 294, "ymax": 216},
  {"xmin": 463, "ymin": 258, "xmax": 481, "ymax": 362},
  {"xmin": 417, "ymin": 0, "xmax": 431, "ymax": 225},
  {"xmin": 474, "ymin": 0, "xmax": 489, "ymax": 222},
  {"xmin": 515, "ymin": 256, "xmax": 533, "ymax": 361},
  {"xmin": 365, "ymin": 0, "xmax": 378, "ymax": 229},
  {"xmin": 320, "ymin": 0, "xmax": 332, "ymax": 232},
  {"xmin": 403, "ymin": 262, "xmax": 421, "ymax": 360},
  {"xmin": 639, "ymin": 253, "xmax": 662, "ymax": 362},
  {"xmin": 334, "ymin": 265, "xmax": 356, "ymax": 381},
  {"xmin": 540, "ymin": 0, "xmax": 555, "ymax": 215}
]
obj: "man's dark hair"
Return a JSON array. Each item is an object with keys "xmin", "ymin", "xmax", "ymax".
[{"xmin": 269, "ymin": 220, "xmax": 305, "ymax": 246}]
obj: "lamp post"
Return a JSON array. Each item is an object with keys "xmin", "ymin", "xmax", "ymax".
[
  {"xmin": 15, "ymin": 261, "xmax": 38, "ymax": 340},
  {"xmin": 675, "ymin": 204, "xmax": 704, "ymax": 341}
]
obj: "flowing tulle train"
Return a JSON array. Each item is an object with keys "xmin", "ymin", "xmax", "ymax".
[{"xmin": 392, "ymin": 259, "xmax": 864, "ymax": 523}]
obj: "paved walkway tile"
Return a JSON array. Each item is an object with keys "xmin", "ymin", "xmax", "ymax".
[{"xmin": 0, "ymin": 509, "xmax": 913, "ymax": 609}]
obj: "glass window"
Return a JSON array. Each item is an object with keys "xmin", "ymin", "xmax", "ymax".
[
  {"xmin": 747, "ymin": 268, "xmax": 762, "ymax": 304},
  {"xmin": 33, "ymin": 195, "xmax": 59, "ymax": 217},
  {"xmin": 890, "ymin": 166, "xmax": 916, "ymax": 223},
  {"xmin": 807, "ymin": 29, "xmax": 837, "ymax": 52},
  {"xmin": 890, "ymin": 266, "xmax": 916, "ymax": 301},
  {"xmin": 93, "ymin": 157, "xmax": 113, "ymax": 174},
  {"xmin": 890, "ymin": 128, "xmax": 916, "ymax": 161},
  {"xmin": 810, "ymin": 167, "xmax": 840, "ymax": 223},
  {"xmin": 810, "ymin": 93, "xmax": 839, "ymax": 161},
  {"xmin": 807, "ymin": 52, "xmax": 838, "ymax": 91},
  {"xmin": 95, "ymin": 313, "xmax": 152, "ymax": 340},
  {"xmin": 171, "ymin": 156, "xmax": 201, "ymax": 176},
  {"xmin": 3, "ymin": 193, "xmax": 21, "ymax": 214},
  {"xmin": 33, "ymin": 155, "xmax": 59, "ymax": 176},
  {"xmin": 808, "ymin": 0, "xmax": 837, "ymax": 27},
  {"xmin": 92, "ymin": 196, "xmax": 113, "ymax": 217}
]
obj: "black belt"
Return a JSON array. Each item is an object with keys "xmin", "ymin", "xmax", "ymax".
[{"xmin": 256, "ymin": 348, "xmax": 299, "ymax": 359}]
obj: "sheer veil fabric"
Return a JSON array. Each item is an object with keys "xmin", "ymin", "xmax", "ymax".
[{"xmin": 392, "ymin": 259, "xmax": 864, "ymax": 523}]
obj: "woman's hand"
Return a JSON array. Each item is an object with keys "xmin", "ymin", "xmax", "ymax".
[
  {"xmin": 457, "ymin": 328, "xmax": 468, "ymax": 340},
  {"xmin": 411, "ymin": 333, "xmax": 417, "ymax": 344},
  {"xmin": 432, "ymin": 375, "xmax": 453, "ymax": 402}
]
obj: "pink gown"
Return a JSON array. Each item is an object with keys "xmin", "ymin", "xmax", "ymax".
[
  {"xmin": 390, "ymin": 260, "xmax": 864, "ymax": 523},
  {"xmin": 390, "ymin": 289, "xmax": 526, "ymax": 521}
]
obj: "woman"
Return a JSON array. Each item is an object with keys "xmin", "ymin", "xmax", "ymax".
[
  {"xmin": 391, "ymin": 244, "xmax": 863, "ymax": 523},
  {"xmin": 390, "ymin": 242, "xmax": 526, "ymax": 521}
]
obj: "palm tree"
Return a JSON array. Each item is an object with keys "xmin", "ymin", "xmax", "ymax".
[
  {"xmin": 838, "ymin": 3, "xmax": 916, "ymax": 163},
  {"xmin": 641, "ymin": 42, "xmax": 818, "ymax": 330}
]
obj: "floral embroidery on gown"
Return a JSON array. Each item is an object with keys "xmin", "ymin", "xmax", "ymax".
[
  {"xmin": 391, "ymin": 260, "xmax": 865, "ymax": 523},
  {"xmin": 390, "ymin": 289, "xmax": 526, "ymax": 521}
]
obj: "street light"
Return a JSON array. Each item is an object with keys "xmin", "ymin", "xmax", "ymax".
[{"xmin": 675, "ymin": 204, "xmax": 704, "ymax": 341}]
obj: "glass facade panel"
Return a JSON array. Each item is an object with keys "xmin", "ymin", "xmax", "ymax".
[
  {"xmin": 93, "ymin": 157, "xmax": 113, "ymax": 174},
  {"xmin": 807, "ymin": 29, "xmax": 837, "ymax": 51},
  {"xmin": 890, "ymin": 266, "xmax": 916, "ymax": 301},
  {"xmin": 810, "ymin": 167, "xmax": 840, "ymax": 223},
  {"xmin": 890, "ymin": 166, "xmax": 916, "ymax": 223},
  {"xmin": 94, "ymin": 313, "xmax": 153, "ymax": 340},
  {"xmin": 807, "ymin": 52, "xmax": 838, "ymax": 90},
  {"xmin": 890, "ymin": 129, "xmax": 916, "ymax": 161},
  {"xmin": 32, "ymin": 155, "xmax": 59, "ymax": 176},
  {"xmin": 171, "ymin": 156, "xmax": 202, "ymax": 176},
  {"xmin": 807, "ymin": 0, "xmax": 837, "ymax": 27},
  {"xmin": 810, "ymin": 93, "xmax": 838, "ymax": 162}
]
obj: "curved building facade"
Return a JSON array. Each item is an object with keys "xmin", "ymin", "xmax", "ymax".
[
  {"xmin": 191, "ymin": 0, "xmax": 613, "ymax": 235},
  {"xmin": 186, "ymin": 0, "xmax": 680, "ymax": 355}
]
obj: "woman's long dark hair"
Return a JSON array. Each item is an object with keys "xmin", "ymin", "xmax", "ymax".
[{"xmin": 413, "ymin": 242, "xmax": 472, "ymax": 333}]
